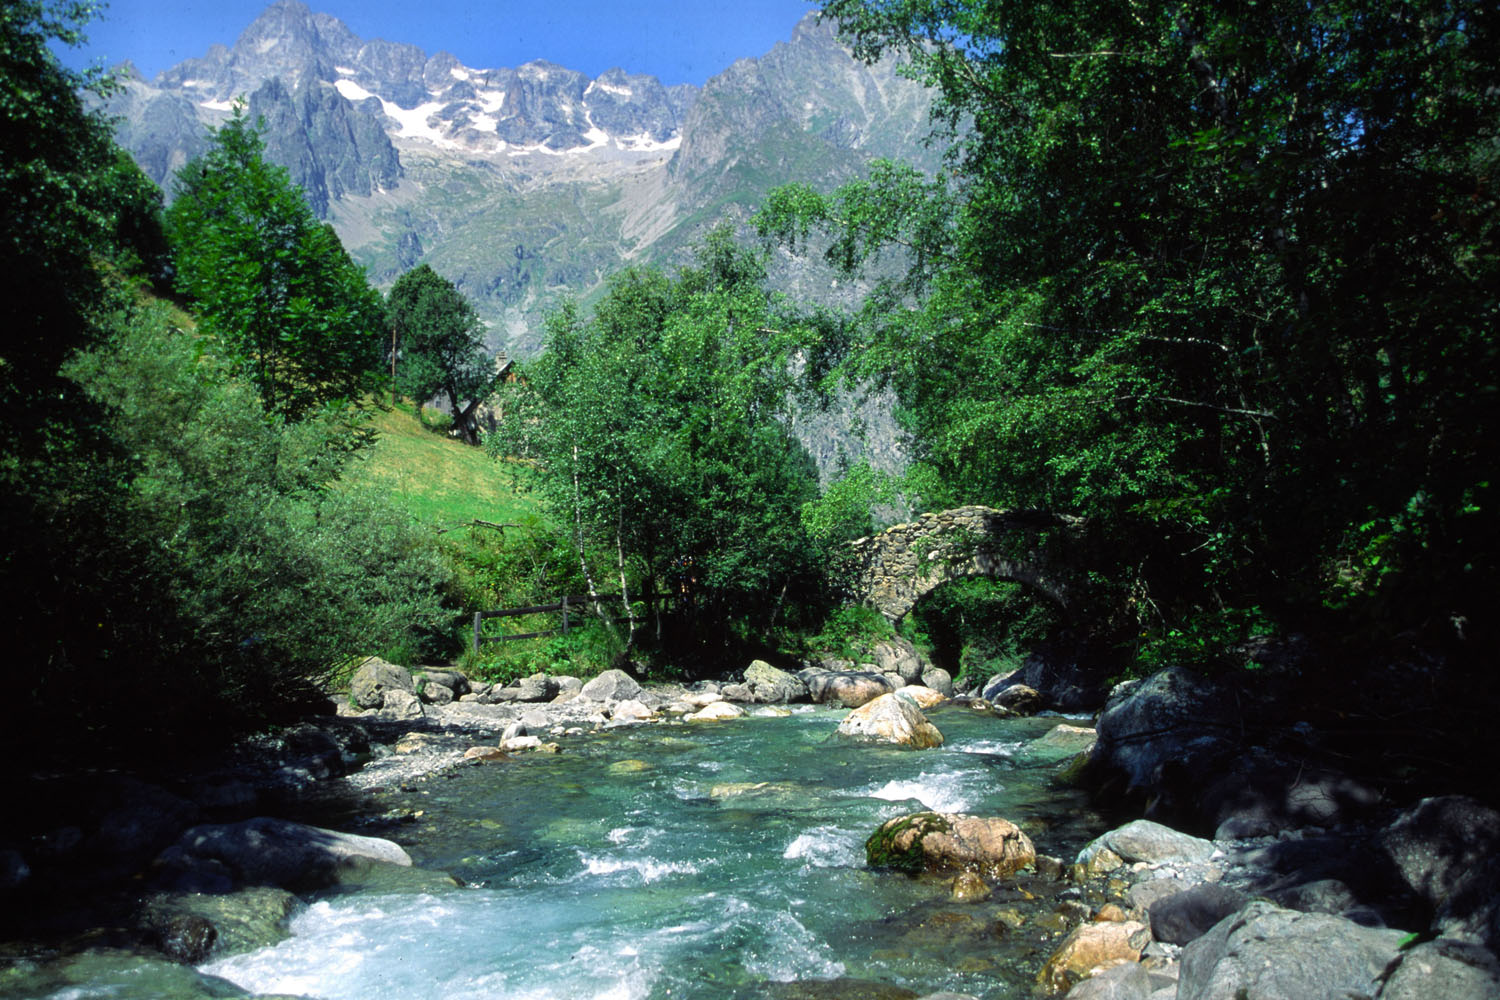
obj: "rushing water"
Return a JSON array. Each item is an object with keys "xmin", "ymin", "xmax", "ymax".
[
  {"xmin": 213, "ymin": 705, "xmax": 1106, "ymax": 1000},
  {"xmin": 7, "ymin": 704, "xmax": 1109, "ymax": 1000}
]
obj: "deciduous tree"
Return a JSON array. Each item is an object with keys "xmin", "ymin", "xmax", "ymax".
[
  {"xmin": 387, "ymin": 263, "xmax": 497, "ymax": 445},
  {"xmin": 167, "ymin": 106, "xmax": 385, "ymax": 420}
]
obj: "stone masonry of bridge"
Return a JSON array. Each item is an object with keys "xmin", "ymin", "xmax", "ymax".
[{"xmin": 844, "ymin": 505, "xmax": 1079, "ymax": 623}]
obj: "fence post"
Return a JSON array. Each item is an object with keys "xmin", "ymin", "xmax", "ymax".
[
  {"xmin": 561, "ymin": 595, "xmax": 570, "ymax": 635},
  {"xmin": 473, "ymin": 611, "xmax": 482, "ymax": 653}
]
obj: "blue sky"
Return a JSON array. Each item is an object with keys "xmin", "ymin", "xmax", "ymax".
[{"xmin": 56, "ymin": 0, "xmax": 822, "ymax": 87}]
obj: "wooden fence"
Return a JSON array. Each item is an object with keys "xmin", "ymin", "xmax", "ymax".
[{"xmin": 471, "ymin": 593, "xmax": 665, "ymax": 651}]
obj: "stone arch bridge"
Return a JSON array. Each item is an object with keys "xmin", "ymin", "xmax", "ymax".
[{"xmin": 844, "ymin": 506, "xmax": 1083, "ymax": 623}]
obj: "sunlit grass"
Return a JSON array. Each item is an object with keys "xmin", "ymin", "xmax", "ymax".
[{"xmin": 344, "ymin": 399, "xmax": 544, "ymax": 527}]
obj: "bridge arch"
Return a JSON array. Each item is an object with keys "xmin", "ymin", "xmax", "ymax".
[{"xmin": 843, "ymin": 506, "xmax": 1079, "ymax": 623}]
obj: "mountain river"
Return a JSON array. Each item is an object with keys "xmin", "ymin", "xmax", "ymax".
[{"xmin": 20, "ymin": 704, "xmax": 1112, "ymax": 999}]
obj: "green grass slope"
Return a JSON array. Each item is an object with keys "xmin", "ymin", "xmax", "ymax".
[{"xmin": 345, "ymin": 401, "xmax": 542, "ymax": 527}]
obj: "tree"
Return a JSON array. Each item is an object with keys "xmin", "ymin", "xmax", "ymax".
[
  {"xmin": 386, "ymin": 263, "xmax": 497, "ymax": 445},
  {"xmin": 166, "ymin": 105, "xmax": 385, "ymax": 420},
  {"xmin": 760, "ymin": 0, "xmax": 1500, "ymax": 658},
  {"xmin": 498, "ymin": 229, "xmax": 823, "ymax": 652}
]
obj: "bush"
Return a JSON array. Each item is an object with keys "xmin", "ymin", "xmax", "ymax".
[
  {"xmin": 804, "ymin": 604, "xmax": 895, "ymax": 662},
  {"xmin": 51, "ymin": 303, "xmax": 453, "ymax": 739}
]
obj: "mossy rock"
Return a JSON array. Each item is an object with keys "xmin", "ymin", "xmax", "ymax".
[
  {"xmin": 865, "ymin": 812, "xmax": 954, "ymax": 873},
  {"xmin": 866, "ymin": 811, "xmax": 1035, "ymax": 878}
]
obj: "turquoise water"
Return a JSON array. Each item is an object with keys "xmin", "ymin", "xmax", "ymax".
[{"xmin": 197, "ymin": 704, "xmax": 1107, "ymax": 1000}]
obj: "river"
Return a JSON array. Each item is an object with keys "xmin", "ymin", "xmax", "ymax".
[{"xmin": 14, "ymin": 703, "xmax": 1109, "ymax": 999}]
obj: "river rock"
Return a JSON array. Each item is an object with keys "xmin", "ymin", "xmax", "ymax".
[
  {"xmin": 578, "ymin": 669, "xmax": 642, "ymax": 703},
  {"xmin": 721, "ymin": 682, "xmax": 755, "ymax": 701},
  {"xmin": 1379, "ymin": 794, "xmax": 1500, "ymax": 949},
  {"xmin": 895, "ymin": 685, "xmax": 947, "ymax": 709},
  {"xmin": 1177, "ymin": 901, "xmax": 1406, "ymax": 1000},
  {"xmin": 836, "ymin": 692, "xmax": 944, "ymax": 748},
  {"xmin": 420, "ymin": 681, "xmax": 455, "ymax": 705},
  {"xmin": 349, "ymin": 657, "xmax": 414, "ymax": 710},
  {"xmin": 870, "ymin": 638, "xmax": 928, "ymax": 684},
  {"xmin": 1089, "ymin": 667, "xmax": 1242, "ymax": 818},
  {"xmin": 993, "ymin": 683, "xmax": 1042, "ymax": 714},
  {"xmin": 1080, "ymin": 820, "xmax": 1214, "ymax": 867},
  {"xmin": 1149, "ymin": 884, "xmax": 1250, "ymax": 945},
  {"xmin": 610, "ymin": 699, "xmax": 655, "ymax": 722},
  {"xmin": 1060, "ymin": 960, "xmax": 1152, "ymax": 1000},
  {"xmin": 804, "ymin": 670, "xmax": 898, "ymax": 708},
  {"xmin": 920, "ymin": 668, "xmax": 953, "ymax": 696},
  {"xmin": 158, "ymin": 817, "xmax": 412, "ymax": 892},
  {"xmin": 686, "ymin": 701, "xmax": 746, "ymax": 722},
  {"xmin": 1037, "ymin": 921, "xmax": 1151, "ymax": 993},
  {"xmin": 514, "ymin": 672, "xmax": 557, "ymax": 702},
  {"xmin": 866, "ymin": 812, "xmax": 1035, "ymax": 877},
  {"xmin": 950, "ymin": 871, "xmax": 991, "ymax": 902},
  {"xmin": 1034, "ymin": 724, "xmax": 1098, "ymax": 755},
  {"xmin": 744, "ymin": 660, "xmax": 808, "ymax": 703},
  {"xmin": 141, "ymin": 886, "xmax": 297, "ymax": 961},
  {"xmin": 380, "ymin": 688, "xmax": 425, "ymax": 719},
  {"xmin": 1380, "ymin": 937, "xmax": 1500, "ymax": 1000},
  {"xmin": 554, "ymin": 675, "xmax": 583, "ymax": 697}
]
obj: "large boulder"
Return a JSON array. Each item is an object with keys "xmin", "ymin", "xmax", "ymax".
[
  {"xmin": 866, "ymin": 812, "xmax": 1035, "ymax": 878},
  {"xmin": 578, "ymin": 669, "xmax": 642, "ymax": 703},
  {"xmin": 349, "ymin": 657, "xmax": 414, "ymax": 710},
  {"xmin": 1380, "ymin": 937, "xmax": 1500, "ymax": 1000},
  {"xmin": 870, "ymin": 638, "xmax": 928, "ymax": 684},
  {"xmin": 1177, "ymin": 901, "xmax": 1406, "ymax": 1000},
  {"xmin": 514, "ymin": 672, "xmax": 557, "ymax": 703},
  {"xmin": 1060, "ymin": 961, "xmax": 1151, "ymax": 1000},
  {"xmin": 803, "ymin": 670, "xmax": 898, "ymax": 708},
  {"xmin": 1379, "ymin": 795, "xmax": 1500, "ymax": 950},
  {"xmin": 920, "ymin": 668, "xmax": 954, "ymax": 697},
  {"xmin": 836, "ymin": 692, "xmax": 944, "ymax": 749},
  {"xmin": 744, "ymin": 660, "xmax": 808, "ymax": 703},
  {"xmin": 1078, "ymin": 820, "xmax": 1215, "ymax": 868},
  {"xmin": 1037, "ymin": 921, "xmax": 1151, "ymax": 994},
  {"xmin": 380, "ymin": 688, "xmax": 425, "ymax": 719},
  {"xmin": 157, "ymin": 817, "xmax": 412, "ymax": 892},
  {"xmin": 1088, "ymin": 667, "xmax": 1243, "ymax": 823},
  {"xmin": 1149, "ymin": 884, "xmax": 1251, "ymax": 946}
]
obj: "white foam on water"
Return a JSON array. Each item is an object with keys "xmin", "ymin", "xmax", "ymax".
[
  {"xmin": 853, "ymin": 767, "xmax": 991, "ymax": 814},
  {"xmin": 954, "ymin": 737, "xmax": 1026, "ymax": 757},
  {"xmin": 578, "ymin": 853, "xmax": 701, "ymax": 882},
  {"xmin": 783, "ymin": 825, "xmax": 863, "ymax": 868}
]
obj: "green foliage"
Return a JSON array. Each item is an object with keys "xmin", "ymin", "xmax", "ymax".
[
  {"xmin": 805, "ymin": 603, "xmax": 896, "ymax": 661},
  {"xmin": 166, "ymin": 106, "xmax": 385, "ymax": 420},
  {"xmin": 1, "ymin": 0, "xmax": 165, "ymax": 447},
  {"xmin": 463, "ymin": 622, "xmax": 624, "ymax": 686},
  {"xmin": 66, "ymin": 305, "xmax": 455, "ymax": 684},
  {"xmin": 500, "ymin": 227, "xmax": 826, "ymax": 651},
  {"xmin": 387, "ymin": 263, "xmax": 496, "ymax": 444},
  {"xmin": 801, "ymin": 460, "xmax": 897, "ymax": 546},
  {"xmin": 762, "ymin": 0, "xmax": 1500, "ymax": 658}
]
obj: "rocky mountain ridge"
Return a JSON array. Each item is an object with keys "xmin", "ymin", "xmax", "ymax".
[
  {"xmin": 105, "ymin": 2, "xmax": 935, "ymax": 347},
  {"xmin": 104, "ymin": 1, "xmax": 929, "ymax": 476}
]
